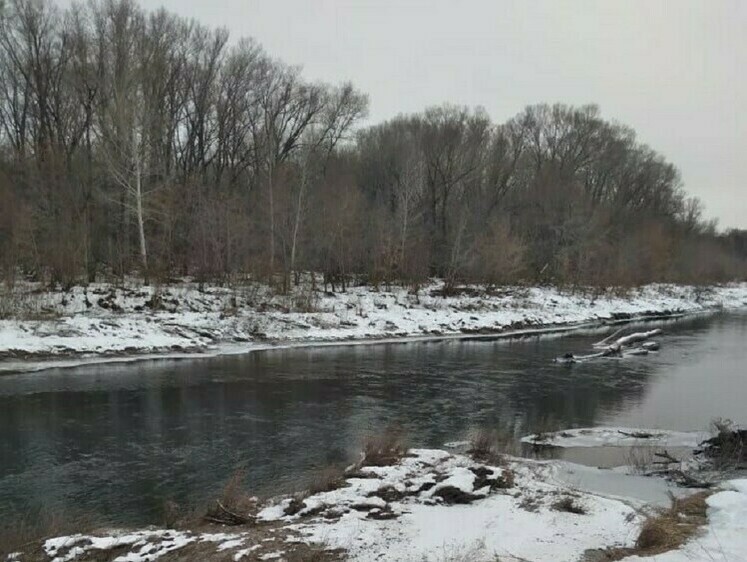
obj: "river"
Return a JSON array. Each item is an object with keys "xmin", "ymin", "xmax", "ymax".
[{"xmin": 1, "ymin": 311, "xmax": 745, "ymax": 525}]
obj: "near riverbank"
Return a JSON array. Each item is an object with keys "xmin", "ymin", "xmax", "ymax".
[
  {"xmin": 1, "ymin": 280, "xmax": 746, "ymax": 372},
  {"xmin": 5, "ymin": 426, "xmax": 746, "ymax": 562}
]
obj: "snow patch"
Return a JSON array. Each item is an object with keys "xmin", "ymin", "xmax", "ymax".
[
  {"xmin": 522, "ymin": 427, "xmax": 707, "ymax": 449},
  {"xmin": 233, "ymin": 544, "xmax": 261, "ymax": 560},
  {"xmin": 40, "ymin": 529, "xmax": 248, "ymax": 562}
]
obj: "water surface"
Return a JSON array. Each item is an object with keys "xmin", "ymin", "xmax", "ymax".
[{"xmin": 1, "ymin": 311, "xmax": 745, "ymax": 525}]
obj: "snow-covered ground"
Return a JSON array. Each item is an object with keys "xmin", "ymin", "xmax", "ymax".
[
  {"xmin": 11, "ymin": 446, "xmax": 746, "ymax": 562},
  {"xmin": 257, "ymin": 449, "xmax": 642, "ymax": 562},
  {"xmin": 1, "ymin": 280, "xmax": 746, "ymax": 371}
]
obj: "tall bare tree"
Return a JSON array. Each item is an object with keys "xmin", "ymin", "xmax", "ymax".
[
  {"xmin": 252, "ymin": 60, "xmax": 324, "ymax": 275},
  {"xmin": 287, "ymin": 83, "xmax": 367, "ymax": 283}
]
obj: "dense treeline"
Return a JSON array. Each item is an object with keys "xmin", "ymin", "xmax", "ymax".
[{"xmin": 0, "ymin": 0, "xmax": 744, "ymax": 291}]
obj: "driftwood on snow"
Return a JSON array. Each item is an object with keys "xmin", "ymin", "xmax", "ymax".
[
  {"xmin": 653, "ymin": 450, "xmax": 679, "ymax": 465},
  {"xmin": 556, "ymin": 328, "xmax": 662, "ymax": 364},
  {"xmin": 648, "ymin": 449, "xmax": 715, "ymax": 488}
]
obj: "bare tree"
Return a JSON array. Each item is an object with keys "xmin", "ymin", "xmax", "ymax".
[
  {"xmin": 420, "ymin": 105, "xmax": 491, "ymax": 274},
  {"xmin": 93, "ymin": 0, "xmax": 153, "ymax": 278},
  {"xmin": 252, "ymin": 60, "xmax": 324, "ymax": 276},
  {"xmin": 287, "ymin": 83, "xmax": 367, "ymax": 284}
]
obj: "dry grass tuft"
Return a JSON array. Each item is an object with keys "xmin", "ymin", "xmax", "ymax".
[
  {"xmin": 496, "ymin": 466, "xmax": 515, "ymax": 489},
  {"xmin": 218, "ymin": 468, "xmax": 257, "ymax": 514},
  {"xmin": 308, "ymin": 466, "xmax": 348, "ymax": 495},
  {"xmin": 669, "ymin": 491, "xmax": 710, "ymax": 519},
  {"xmin": 361, "ymin": 426, "xmax": 408, "ymax": 467},
  {"xmin": 467, "ymin": 427, "xmax": 516, "ymax": 464},
  {"xmin": 603, "ymin": 491, "xmax": 709, "ymax": 560},
  {"xmin": 634, "ymin": 517, "xmax": 688, "ymax": 552},
  {"xmin": 551, "ymin": 496, "xmax": 587, "ymax": 515},
  {"xmin": 162, "ymin": 500, "xmax": 183, "ymax": 528},
  {"xmin": 468, "ymin": 428, "xmax": 496, "ymax": 460},
  {"xmin": 623, "ymin": 445, "xmax": 657, "ymax": 474},
  {"xmin": 203, "ymin": 468, "xmax": 258, "ymax": 526},
  {"xmin": 0, "ymin": 511, "xmax": 98, "ymax": 561}
]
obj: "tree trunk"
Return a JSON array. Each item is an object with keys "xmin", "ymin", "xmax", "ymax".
[
  {"xmin": 290, "ymin": 158, "xmax": 308, "ymax": 279},
  {"xmin": 134, "ymin": 136, "xmax": 148, "ymax": 284},
  {"xmin": 268, "ymin": 159, "xmax": 275, "ymax": 276},
  {"xmin": 400, "ymin": 197, "xmax": 409, "ymax": 266},
  {"xmin": 136, "ymin": 188, "xmax": 148, "ymax": 284}
]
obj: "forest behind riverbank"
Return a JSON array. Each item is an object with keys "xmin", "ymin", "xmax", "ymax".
[{"xmin": 1, "ymin": 0, "xmax": 745, "ymax": 294}]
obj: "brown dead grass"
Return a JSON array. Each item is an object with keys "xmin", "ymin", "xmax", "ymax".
[
  {"xmin": 361, "ymin": 426, "xmax": 408, "ymax": 467},
  {"xmin": 308, "ymin": 466, "xmax": 348, "ymax": 495},
  {"xmin": 160, "ymin": 468, "xmax": 259, "ymax": 530},
  {"xmin": 0, "ymin": 511, "xmax": 100, "ymax": 562},
  {"xmin": 154, "ymin": 536, "xmax": 344, "ymax": 562},
  {"xmin": 602, "ymin": 491, "xmax": 710, "ymax": 560},
  {"xmin": 218, "ymin": 468, "xmax": 257, "ymax": 514},
  {"xmin": 670, "ymin": 491, "xmax": 711, "ymax": 518},
  {"xmin": 467, "ymin": 427, "xmax": 516, "ymax": 464},
  {"xmin": 5, "ymin": 511, "xmax": 344, "ymax": 562},
  {"xmin": 11, "ymin": 527, "xmax": 344, "ymax": 562},
  {"xmin": 200, "ymin": 468, "xmax": 259, "ymax": 527}
]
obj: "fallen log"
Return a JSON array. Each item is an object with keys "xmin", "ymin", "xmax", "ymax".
[
  {"xmin": 618, "ymin": 430, "xmax": 662, "ymax": 439},
  {"xmin": 557, "ymin": 329, "xmax": 661, "ymax": 363},
  {"xmin": 593, "ymin": 327, "xmax": 626, "ymax": 348},
  {"xmin": 652, "ymin": 450, "xmax": 679, "ymax": 465},
  {"xmin": 555, "ymin": 348, "xmax": 621, "ymax": 364},
  {"xmin": 606, "ymin": 329, "xmax": 661, "ymax": 352},
  {"xmin": 671, "ymin": 469, "xmax": 714, "ymax": 489},
  {"xmin": 646, "ymin": 450, "xmax": 714, "ymax": 488}
]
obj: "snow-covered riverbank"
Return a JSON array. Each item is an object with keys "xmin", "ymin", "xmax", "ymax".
[
  {"xmin": 256, "ymin": 448, "xmax": 642, "ymax": 561},
  {"xmin": 9, "ymin": 443, "xmax": 746, "ymax": 562},
  {"xmin": 1, "ymin": 281, "xmax": 746, "ymax": 372}
]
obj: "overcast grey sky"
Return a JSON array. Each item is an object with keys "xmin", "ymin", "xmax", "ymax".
[{"xmin": 139, "ymin": 0, "xmax": 746, "ymax": 228}]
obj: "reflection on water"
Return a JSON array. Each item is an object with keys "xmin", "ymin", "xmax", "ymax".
[{"xmin": 0, "ymin": 311, "xmax": 745, "ymax": 525}]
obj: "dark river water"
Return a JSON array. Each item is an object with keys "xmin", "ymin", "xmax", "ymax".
[{"xmin": 1, "ymin": 311, "xmax": 745, "ymax": 526}]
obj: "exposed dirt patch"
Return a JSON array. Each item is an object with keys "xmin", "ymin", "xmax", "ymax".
[{"xmin": 432, "ymin": 486, "xmax": 482, "ymax": 505}]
